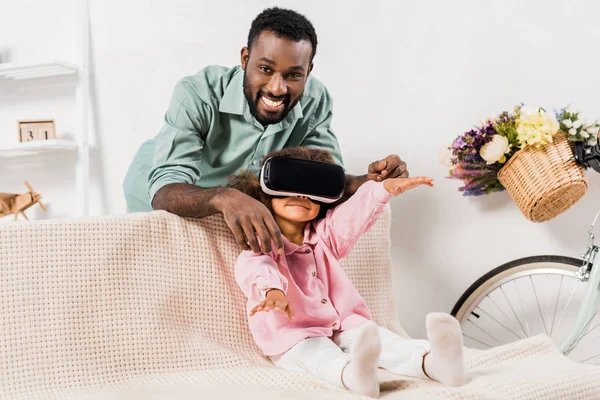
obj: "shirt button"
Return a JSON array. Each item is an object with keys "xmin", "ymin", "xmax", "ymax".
[
  {"xmin": 312, "ymin": 271, "xmax": 316, "ymax": 277},
  {"xmin": 305, "ymin": 249, "xmax": 311, "ymax": 254},
  {"xmin": 321, "ymin": 299, "xmax": 327, "ymax": 304},
  {"xmin": 332, "ymin": 322, "xmax": 338, "ymax": 327}
]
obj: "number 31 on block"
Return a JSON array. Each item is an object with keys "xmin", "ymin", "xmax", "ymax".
[{"xmin": 18, "ymin": 120, "xmax": 56, "ymax": 142}]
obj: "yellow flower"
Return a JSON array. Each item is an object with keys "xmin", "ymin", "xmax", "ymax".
[{"xmin": 516, "ymin": 106, "xmax": 559, "ymax": 148}]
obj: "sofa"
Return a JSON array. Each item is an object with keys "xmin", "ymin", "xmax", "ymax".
[{"xmin": 1, "ymin": 208, "xmax": 600, "ymax": 399}]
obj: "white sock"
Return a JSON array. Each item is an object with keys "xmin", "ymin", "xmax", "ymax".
[
  {"xmin": 423, "ymin": 312, "xmax": 466, "ymax": 386},
  {"xmin": 342, "ymin": 321, "xmax": 382, "ymax": 398}
]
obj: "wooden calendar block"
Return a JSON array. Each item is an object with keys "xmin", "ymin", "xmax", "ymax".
[{"xmin": 18, "ymin": 120, "xmax": 56, "ymax": 142}]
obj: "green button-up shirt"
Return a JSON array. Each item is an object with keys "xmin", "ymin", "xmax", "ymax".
[{"xmin": 123, "ymin": 65, "xmax": 344, "ymax": 212}]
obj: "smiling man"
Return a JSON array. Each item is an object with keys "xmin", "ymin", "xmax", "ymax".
[{"xmin": 123, "ymin": 7, "xmax": 408, "ymax": 255}]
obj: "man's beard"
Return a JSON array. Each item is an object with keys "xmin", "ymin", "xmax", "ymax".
[{"xmin": 243, "ymin": 71, "xmax": 299, "ymax": 126}]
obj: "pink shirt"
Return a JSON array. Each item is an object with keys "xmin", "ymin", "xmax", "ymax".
[{"xmin": 234, "ymin": 180, "xmax": 394, "ymax": 356}]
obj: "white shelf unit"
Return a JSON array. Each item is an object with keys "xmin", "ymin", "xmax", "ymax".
[
  {"xmin": 0, "ymin": 60, "xmax": 78, "ymax": 81},
  {"xmin": 0, "ymin": 139, "xmax": 78, "ymax": 157},
  {"xmin": 0, "ymin": 1, "xmax": 90, "ymax": 217}
]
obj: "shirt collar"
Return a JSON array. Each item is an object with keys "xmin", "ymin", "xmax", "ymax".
[
  {"xmin": 219, "ymin": 68, "xmax": 246, "ymax": 115},
  {"xmin": 282, "ymin": 222, "xmax": 319, "ymax": 255},
  {"xmin": 218, "ymin": 66, "xmax": 304, "ymax": 124}
]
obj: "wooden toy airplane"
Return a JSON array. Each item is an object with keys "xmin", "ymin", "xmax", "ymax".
[{"xmin": 0, "ymin": 181, "xmax": 46, "ymax": 221}]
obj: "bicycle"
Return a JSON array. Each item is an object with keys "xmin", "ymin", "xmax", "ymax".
[{"xmin": 451, "ymin": 141, "xmax": 600, "ymax": 364}]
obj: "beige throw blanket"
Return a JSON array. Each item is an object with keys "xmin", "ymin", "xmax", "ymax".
[{"xmin": 1, "ymin": 209, "xmax": 599, "ymax": 399}]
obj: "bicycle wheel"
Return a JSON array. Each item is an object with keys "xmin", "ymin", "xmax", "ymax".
[{"xmin": 451, "ymin": 255, "xmax": 600, "ymax": 364}]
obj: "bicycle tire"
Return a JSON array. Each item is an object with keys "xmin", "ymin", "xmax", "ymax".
[{"xmin": 451, "ymin": 255, "xmax": 582, "ymax": 322}]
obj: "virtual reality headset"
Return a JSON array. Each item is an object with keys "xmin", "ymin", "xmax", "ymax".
[{"xmin": 259, "ymin": 156, "xmax": 345, "ymax": 204}]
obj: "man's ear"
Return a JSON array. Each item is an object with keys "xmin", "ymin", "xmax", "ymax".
[
  {"xmin": 307, "ymin": 63, "xmax": 314, "ymax": 77},
  {"xmin": 241, "ymin": 47, "xmax": 249, "ymax": 70}
]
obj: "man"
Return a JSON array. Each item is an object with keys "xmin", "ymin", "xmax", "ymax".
[{"xmin": 123, "ymin": 7, "xmax": 407, "ymax": 255}]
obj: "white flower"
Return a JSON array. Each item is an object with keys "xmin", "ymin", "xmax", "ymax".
[
  {"xmin": 480, "ymin": 135, "xmax": 511, "ymax": 165},
  {"xmin": 587, "ymin": 127, "xmax": 597, "ymax": 134},
  {"xmin": 582, "ymin": 131, "xmax": 590, "ymax": 139},
  {"xmin": 573, "ymin": 120, "xmax": 583, "ymax": 129},
  {"xmin": 438, "ymin": 146, "xmax": 454, "ymax": 168},
  {"xmin": 569, "ymin": 128, "xmax": 578, "ymax": 136},
  {"xmin": 584, "ymin": 120, "xmax": 599, "ymax": 130},
  {"xmin": 563, "ymin": 119, "xmax": 573, "ymax": 128}
]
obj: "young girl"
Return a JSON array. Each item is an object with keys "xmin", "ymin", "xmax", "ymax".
[{"xmin": 230, "ymin": 147, "xmax": 465, "ymax": 398}]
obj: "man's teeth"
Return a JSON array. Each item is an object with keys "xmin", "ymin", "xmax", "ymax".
[{"xmin": 262, "ymin": 96, "xmax": 283, "ymax": 107}]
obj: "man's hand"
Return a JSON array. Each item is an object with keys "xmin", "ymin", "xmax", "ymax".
[
  {"xmin": 384, "ymin": 176, "xmax": 434, "ymax": 195},
  {"xmin": 152, "ymin": 184, "xmax": 284, "ymax": 255},
  {"xmin": 250, "ymin": 289, "xmax": 294, "ymax": 322},
  {"xmin": 217, "ymin": 189, "xmax": 285, "ymax": 255},
  {"xmin": 368, "ymin": 154, "xmax": 408, "ymax": 182}
]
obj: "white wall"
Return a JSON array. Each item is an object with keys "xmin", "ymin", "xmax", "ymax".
[{"xmin": 2, "ymin": 0, "xmax": 600, "ymax": 336}]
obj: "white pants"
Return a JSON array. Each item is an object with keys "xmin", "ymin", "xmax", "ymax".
[{"xmin": 270, "ymin": 325, "xmax": 431, "ymax": 389}]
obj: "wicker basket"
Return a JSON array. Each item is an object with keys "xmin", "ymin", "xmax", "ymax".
[{"xmin": 497, "ymin": 132, "xmax": 588, "ymax": 222}]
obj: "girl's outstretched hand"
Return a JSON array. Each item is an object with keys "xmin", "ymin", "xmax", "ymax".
[
  {"xmin": 383, "ymin": 176, "xmax": 434, "ymax": 195},
  {"xmin": 250, "ymin": 289, "xmax": 294, "ymax": 322}
]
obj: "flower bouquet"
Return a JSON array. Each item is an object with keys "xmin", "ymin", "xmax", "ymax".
[{"xmin": 441, "ymin": 105, "xmax": 599, "ymax": 222}]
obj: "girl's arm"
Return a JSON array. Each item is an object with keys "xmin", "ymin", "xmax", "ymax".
[
  {"xmin": 315, "ymin": 177, "xmax": 433, "ymax": 259},
  {"xmin": 234, "ymin": 250, "xmax": 288, "ymax": 302}
]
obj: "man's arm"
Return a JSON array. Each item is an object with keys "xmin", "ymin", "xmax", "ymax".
[
  {"xmin": 344, "ymin": 174, "xmax": 369, "ymax": 197},
  {"xmin": 339, "ymin": 174, "xmax": 368, "ymax": 204},
  {"xmin": 336, "ymin": 155, "xmax": 409, "ymax": 205},
  {"xmin": 145, "ymin": 80, "xmax": 283, "ymax": 255},
  {"xmin": 153, "ymin": 183, "xmax": 284, "ymax": 255},
  {"xmin": 147, "ymin": 79, "xmax": 209, "ymax": 208},
  {"xmin": 151, "ymin": 183, "xmax": 228, "ymax": 218}
]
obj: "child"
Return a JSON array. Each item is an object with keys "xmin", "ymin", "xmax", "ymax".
[{"xmin": 230, "ymin": 147, "xmax": 465, "ymax": 398}]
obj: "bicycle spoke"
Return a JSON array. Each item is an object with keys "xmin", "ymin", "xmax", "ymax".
[
  {"xmin": 566, "ymin": 312, "xmax": 599, "ymax": 353},
  {"xmin": 550, "ymin": 275, "xmax": 564, "ymax": 338},
  {"xmin": 515, "ymin": 279, "xmax": 531, "ymax": 336},
  {"xmin": 467, "ymin": 318, "xmax": 502, "ymax": 345},
  {"xmin": 579, "ymin": 315, "xmax": 600, "ymax": 339},
  {"xmin": 554, "ymin": 281, "xmax": 579, "ymax": 338},
  {"xmin": 569, "ymin": 311, "xmax": 598, "ymax": 349},
  {"xmin": 498, "ymin": 285, "xmax": 528, "ymax": 337},
  {"xmin": 580, "ymin": 351, "xmax": 600, "ymax": 363},
  {"xmin": 530, "ymin": 276, "xmax": 549, "ymax": 335},
  {"xmin": 463, "ymin": 333, "xmax": 493, "ymax": 349},
  {"xmin": 476, "ymin": 306, "xmax": 523, "ymax": 340},
  {"xmin": 566, "ymin": 325, "xmax": 593, "ymax": 354},
  {"xmin": 545, "ymin": 275, "xmax": 551, "ymax": 336}
]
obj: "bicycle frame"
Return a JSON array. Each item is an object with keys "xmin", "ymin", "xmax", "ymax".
[
  {"xmin": 559, "ymin": 237, "xmax": 600, "ymax": 354},
  {"xmin": 557, "ymin": 152, "xmax": 600, "ymax": 354}
]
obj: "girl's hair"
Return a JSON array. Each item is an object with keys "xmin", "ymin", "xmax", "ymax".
[{"xmin": 228, "ymin": 147, "xmax": 338, "ymax": 219}]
